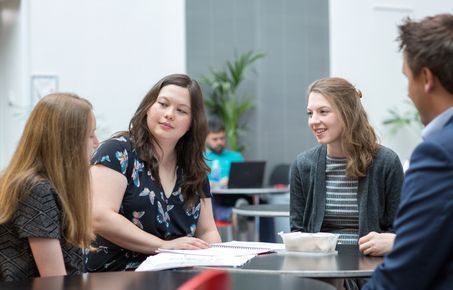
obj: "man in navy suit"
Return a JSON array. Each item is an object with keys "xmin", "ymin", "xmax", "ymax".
[{"xmin": 363, "ymin": 14, "xmax": 453, "ymax": 290}]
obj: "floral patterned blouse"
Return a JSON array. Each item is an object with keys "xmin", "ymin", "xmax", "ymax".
[{"xmin": 85, "ymin": 136, "xmax": 211, "ymax": 272}]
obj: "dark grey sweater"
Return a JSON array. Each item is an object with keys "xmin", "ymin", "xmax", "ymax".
[{"xmin": 290, "ymin": 144, "xmax": 404, "ymax": 237}]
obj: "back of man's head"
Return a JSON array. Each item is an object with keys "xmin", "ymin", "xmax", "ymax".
[
  {"xmin": 208, "ymin": 117, "xmax": 225, "ymax": 133},
  {"xmin": 398, "ymin": 13, "xmax": 453, "ymax": 94}
]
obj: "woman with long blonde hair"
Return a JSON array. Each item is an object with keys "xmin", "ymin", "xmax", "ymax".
[{"xmin": 0, "ymin": 93, "xmax": 99, "ymax": 281}]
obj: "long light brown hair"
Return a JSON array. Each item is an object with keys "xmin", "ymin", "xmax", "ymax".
[
  {"xmin": 308, "ymin": 77, "xmax": 379, "ymax": 177},
  {"xmin": 119, "ymin": 74, "xmax": 209, "ymax": 207},
  {"xmin": 0, "ymin": 93, "xmax": 94, "ymax": 248}
]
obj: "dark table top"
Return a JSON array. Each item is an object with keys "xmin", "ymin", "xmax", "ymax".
[
  {"xmin": 227, "ymin": 244, "xmax": 383, "ymax": 278},
  {"xmin": 0, "ymin": 246, "xmax": 380, "ymax": 289},
  {"xmin": 0, "ymin": 270, "xmax": 335, "ymax": 290}
]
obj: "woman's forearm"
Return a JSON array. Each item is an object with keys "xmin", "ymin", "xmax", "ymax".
[
  {"xmin": 29, "ymin": 237, "xmax": 67, "ymax": 277},
  {"xmin": 94, "ymin": 211, "xmax": 164, "ymax": 254}
]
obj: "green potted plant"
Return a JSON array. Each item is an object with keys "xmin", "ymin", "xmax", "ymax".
[
  {"xmin": 383, "ymin": 100, "xmax": 422, "ymax": 135},
  {"xmin": 201, "ymin": 51, "xmax": 265, "ymax": 152}
]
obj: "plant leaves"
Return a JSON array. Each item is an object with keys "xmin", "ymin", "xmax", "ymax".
[
  {"xmin": 382, "ymin": 101, "xmax": 422, "ymax": 135},
  {"xmin": 201, "ymin": 51, "xmax": 265, "ymax": 151}
]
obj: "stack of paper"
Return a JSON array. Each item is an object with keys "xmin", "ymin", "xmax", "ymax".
[{"xmin": 136, "ymin": 253, "xmax": 255, "ymax": 271}]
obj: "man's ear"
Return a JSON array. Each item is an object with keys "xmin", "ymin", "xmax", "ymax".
[{"xmin": 421, "ymin": 67, "xmax": 435, "ymax": 93}]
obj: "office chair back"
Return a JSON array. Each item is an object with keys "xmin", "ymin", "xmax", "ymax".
[{"xmin": 269, "ymin": 163, "xmax": 290, "ymax": 187}]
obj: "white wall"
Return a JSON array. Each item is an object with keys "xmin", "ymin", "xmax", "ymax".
[
  {"xmin": 0, "ymin": 0, "xmax": 27, "ymax": 169},
  {"xmin": 329, "ymin": 0, "xmax": 453, "ymax": 162},
  {"xmin": 29, "ymin": 0, "xmax": 186, "ymax": 139},
  {"xmin": 0, "ymin": 0, "xmax": 186, "ymax": 168}
]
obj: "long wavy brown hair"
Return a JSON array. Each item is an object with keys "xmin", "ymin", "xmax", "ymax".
[
  {"xmin": 0, "ymin": 93, "xmax": 94, "ymax": 248},
  {"xmin": 122, "ymin": 74, "xmax": 209, "ymax": 207},
  {"xmin": 308, "ymin": 77, "xmax": 379, "ymax": 177}
]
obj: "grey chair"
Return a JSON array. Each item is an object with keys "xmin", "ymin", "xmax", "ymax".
[{"xmin": 268, "ymin": 163, "xmax": 290, "ymax": 186}]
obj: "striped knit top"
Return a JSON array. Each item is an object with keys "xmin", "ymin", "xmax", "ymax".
[{"xmin": 321, "ymin": 156, "xmax": 359, "ymax": 245}]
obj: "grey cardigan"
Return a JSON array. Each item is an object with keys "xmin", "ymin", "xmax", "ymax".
[{"xmin": 290, "ymin": 144, "xmax": 404, "ymax": 237}]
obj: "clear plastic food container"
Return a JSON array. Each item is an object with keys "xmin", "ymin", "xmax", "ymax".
[{"xmin": 278, "ymin": 232, "xmax": 339, "ymax": 253}]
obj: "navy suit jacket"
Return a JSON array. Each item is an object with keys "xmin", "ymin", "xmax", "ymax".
[{"xmin": 364, "ymin": 118, "xmax": 453, "ymax": 290}]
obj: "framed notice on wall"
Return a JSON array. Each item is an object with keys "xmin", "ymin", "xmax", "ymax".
[{"xmin": 31, "ymin": 75, "xmax": 58, "ymax": 106}]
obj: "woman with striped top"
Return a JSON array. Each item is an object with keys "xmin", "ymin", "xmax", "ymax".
[{"xmin": 290, "ymin": 77, "xmax": 404, "ymax": 257}]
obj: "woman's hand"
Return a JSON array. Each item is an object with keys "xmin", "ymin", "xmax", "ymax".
[
  {"xmin": 160, "ymin": 236, "xmax": 209, "ymax": 250},
  {"xmin": 358, "ymin": 231, "xmax": 396, "ymax": 256}
]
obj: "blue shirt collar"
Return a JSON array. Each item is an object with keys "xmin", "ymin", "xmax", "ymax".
[{"xmin": 422, "ymin": 106, "xmax": 453, "ymax": 140}]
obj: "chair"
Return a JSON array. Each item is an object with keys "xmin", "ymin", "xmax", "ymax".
[
  {"xmin": 268, "ymin": 163, "xmax": 290, "ymax": 187},
  {"xmin": 177, "ymin": 269, "xmax": 231, "ymax": 290},
  {"xmin": 263, "ymin": 163, "xmax": 290, "ymax": 242}
]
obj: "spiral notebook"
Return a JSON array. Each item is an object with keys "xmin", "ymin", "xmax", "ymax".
[{"xmin": 157, "ymin": 241, "xmax": 283, "ymax": 257}]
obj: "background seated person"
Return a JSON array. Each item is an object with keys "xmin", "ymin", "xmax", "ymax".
[
  {"xmin": 205, "ymin": 117, "xmax": 248, "ymax": 221},
  {"xmin": 205, "ymin": 118, "xmax": 276, "ymax": 242}
]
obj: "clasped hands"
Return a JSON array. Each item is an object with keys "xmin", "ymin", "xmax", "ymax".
[{"xmin": 358, "ymin": 231, "xmax": 395, "ymax": 256}]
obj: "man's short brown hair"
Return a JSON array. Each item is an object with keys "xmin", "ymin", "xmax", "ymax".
[{"xmin": 398, "ymin": 14, "xmax": 453, "ymax": 94}]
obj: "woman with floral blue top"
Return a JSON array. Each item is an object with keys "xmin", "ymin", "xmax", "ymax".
[{"xmin": 86, "ymin": 74, "xmax": 221, "ymax": 272}]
